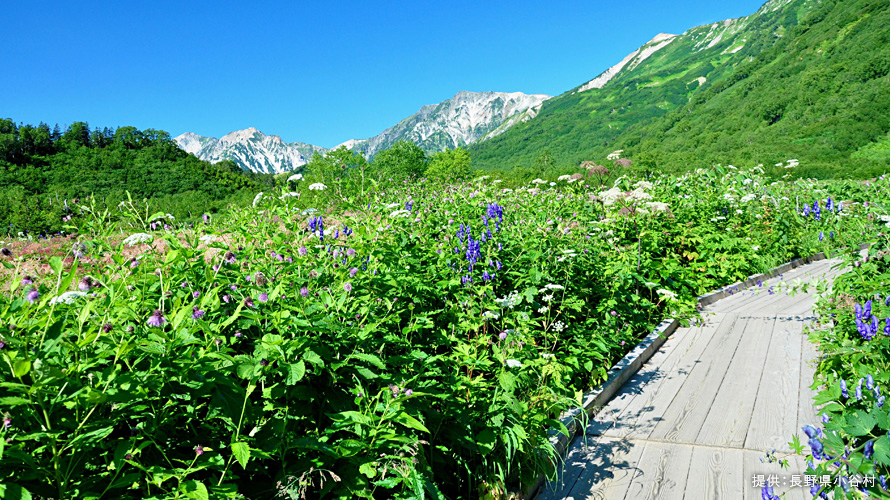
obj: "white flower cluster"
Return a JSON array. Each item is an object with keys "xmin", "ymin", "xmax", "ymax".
[
  {"xmin": 552, "ymin": 321, "xmax": 567, "ymax": 333},
  {"xmin": 287, "ymin": 173, "xmax": 304, "ymax": 182},
  {"xmin": 122, "ymin": 233, "xmax": 153, "ymax": 246},
  {"xmin": 656, "ymin": 289, "xmax": 677, "ymax": 300},
  {"xmin": 723, "ymin": 193, "xmax": 736, "ymax": 202},
  {"xmin": 308, "ymin": 183, "xmax": 327, "ymax": 191},
  {"xmin": 607, "ymin": 150, "xmax": 623, "ymax": 161},
  {"xmin": 279, "ymin": 192, "xmax": 300, "ymax": 199},
  {"xmin": 599, "ymin": 187, "xmax": 623, "ymax": 206},
  {"xmin": 645, "ymin": 202, "xmax": 670, "ymax": 213},
  {"xmin": 625, "ymin": 189, "xmax": 652, "ymax": 203},
  {"xmin": 496, "ymin": 291, "xmax": 522, "ymax": 309},
  {"xmin": 544, "ymin": 283, "xmax": 565, "ymax": 290},
  {"xmin": 198, "ymin": 234, "xmax": 217, "ymax": 243},
  {"xmin": 50, "ymin": 291, "xmax": 88, "ymax": 305},
  {"xmin": 740, "ymin": 193, "xmax": 757, "ymax": 203},
  {"xmin": 482, "ymin": 311, "xmax": 500, "ymax": 320},
  {"xmin": 531, "ymin": 178, "xmax": 547, "ymax": 185},
  {"xmin": 633, "ymin": 180, "xmax": 654, "ymax": 190},
  {"xmin": 557, "ymin": 174, "xmax": 572, "ymax": 181},
  {"xmin": 506, "ymin": 359, "xmax": 523, "ymax": 369},
  {"xmin": 390, "ymin": 210, "xmax": 411, "ymax": 218}
]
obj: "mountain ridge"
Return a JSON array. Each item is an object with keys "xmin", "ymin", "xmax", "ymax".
[{"xmin": 175, "ymin": 90, "xmax": 550, "ymax": 173}]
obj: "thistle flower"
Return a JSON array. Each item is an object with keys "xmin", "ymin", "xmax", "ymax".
[
  {"xmin": 224, "ymin": 251, "xmax": 237, "ymax": 265},
  {"xmin": 147, "ymin": 310, "xmax": 166, "ymax": 328},
  {"xmin": 25, "ymin": 288, "xmax": 40, "ymax": 303},
  {"xmin": 244, "ymin": 297, "xmax": 254, "ymax": 308},
  {"xmin": 192, "ymin": 307, "xmax": 205, "ymax": 320},
  {"xmin": 300, "ymin": 286, "xmax": 309, "ymax": 297},
  {"xmin": 194, "ymin": 445, "xmax": 204, "ymax": 456},
  {"xmin": 0, "ymin": 247, "xmax": 10, "ymax": 256},
  {"xmin": 203, "ymin": 213, "xmax": 210, "ymax": 223},
  {"xmin": 22, "ymin": 275, "xmax": 33, "ymax": 285},
  {"xmin": 258, "ymin": 293, "xmax": 268, "ymax": 303},
  {"xmin": 222, "ymin": 294, "xmax": 232, "ymax": 303},
  {"xmin": 102, "ymin": 323, "xmax": 113, "ymax": 333},
  {"xmin": 343, "ymin": 282, "xmax": 353, "ymax": 292}
]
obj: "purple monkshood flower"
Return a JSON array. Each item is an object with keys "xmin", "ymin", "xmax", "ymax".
[
  {"xmin": 761, "ymin": 483, "xmax": 779, "ymax": 500},
  {"xmin": 809, "ymin": 437, "xmax": 824, "ymax": 457},
  {"xmin": 865, "ymin": 440, "xmax": 875, "ymax": 460},
  {"xmin": 856, "ymin": 303, "xmax": 863, "ymax": 319},
  {"xmin": 343, "ymin": 282, "xmax": 353, "ymax": 293},
  {"xmin": 868, "ymin": 374, "xmax": 875, "ymax": 390},
  {"xmin": 147, "ymin": 310, "xmax": 166, "ymax": 328},
  {"xmin": 884, "ymin": 318, "xmax": 890, "ymax": 336},
  {"xmin": 819, "ymin": 231, "xmax": 824, "ymax": 242},
  {"xmin": 802, "ymin": 425, "xmax": 819, "ymax": 439},
  {"xmin": 841, "ymin": 379, "xmax": 849, "ymax": 399},
  {"xmin": 856, "ymin": 381, "xmax": 864, "ymax": 401},
  {"xmin": 822, "ymin": 413, "xmax": 830, "ymax": 424},
  {"xmin": 25, "ymin": 288, "xmax": 40, "ymax": 303},
  {"xmin": 300, "ymin": 286, "xmax": 309, "ymax": 298},
  {"xmin": 258, "ymin": 293, "xmax": 269, "ymax": 303},
  {"xmin": 192, "ymin": 307, "xmax": 205, "ymax": 320},
  {"xmin": 865, "ymin": 299, "xmax": 873, "ymax": 318}
]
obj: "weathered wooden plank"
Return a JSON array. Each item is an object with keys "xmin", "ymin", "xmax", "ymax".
[
  {"xmin": 744, "ymin": 315, "xmax": 803, "ymax": 453},
  {"xmin": 537, "ymin": 437, "xmax": 599, "ymax": 500},
  {"xmin": 743, "ymin": 449, "xmax": 806, "ymax": 500},
  {"xmin": 695, "ymin": 315, "xmax": 775, "ymax": 448},
  {"xmin": 621, "ymin": 440, "xmax": 694, "ymax": 500},
  {"xmin": 566, "ymin": 436, "xmax": 646, "ymax": 500},
  {"xmin": 597, "ymin": 314, "xmax": 725, "ymax": 440},
  {"xmin": 798, "ymin": 328, "xmax": 823, "ymax": 434},
  {"xmin": 685, "ymin": 445, "xmax": 745, "ymax": 499},
  {"xmin": 648, "ymin": 314, "xmax": 747, "ymax": 443}
]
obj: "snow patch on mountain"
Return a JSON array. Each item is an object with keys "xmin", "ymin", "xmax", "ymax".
[
  {"xmin": 578, "ymin": 33, "xmax": 677, "ymax": 92},
  {"xmin": 174, "ymin": 128, "xmax": 327, "ymax": 174}
]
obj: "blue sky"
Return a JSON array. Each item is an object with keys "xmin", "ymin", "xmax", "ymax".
[{"xmin": 3, "ymin": 0, "xmax": 766, "ymax": 148}]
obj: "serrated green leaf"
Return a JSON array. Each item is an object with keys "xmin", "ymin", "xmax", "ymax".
[
  {"xmin": 847, "ymin": 411, "xmax": 875, "ymax": 436},
  {"xmin": 231, "ymin": 441, "xmax": 250, "ymax": 469},
  {"xmin": 873, "ymin": 435, "xmax": 890, "ymax": 466},
  {"xmin": 475, "ymin": 428, "xmax": 497, "ymax": 455},
  {"xmin": 351, "ymin": 352, "xmax": 385, "ymax": 369}
]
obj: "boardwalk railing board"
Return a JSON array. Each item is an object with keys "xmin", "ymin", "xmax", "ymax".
[{"xmin": 521, "ymin": 245, "xmax": 869, "ymax": 499}]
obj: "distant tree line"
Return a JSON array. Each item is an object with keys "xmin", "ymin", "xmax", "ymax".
[{"xmin": 0, "ymin": 119, "xmax": 275, "ymax": 237}]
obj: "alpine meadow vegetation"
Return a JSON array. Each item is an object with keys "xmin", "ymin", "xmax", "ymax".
[{"xmin": 2, "ymin": 156, "xmax": 889, "ymax": 499}]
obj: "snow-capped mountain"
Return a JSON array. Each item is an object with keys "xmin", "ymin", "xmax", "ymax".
[
  {"xmin": 174, "ymin": 128, "xmax": 327, "ymax": 174},
  {"xmin": 337, "ymin": 91, "xmax": 551, "ymax": 158},
  {"xmin": 175, "ymin": 91, "xmax": 549, "ymax": 173}
]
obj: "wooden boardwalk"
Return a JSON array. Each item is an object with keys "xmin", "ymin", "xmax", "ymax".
[{"xmin": 539, "ymin": 257, "xmax": 846, "ymax": 500}]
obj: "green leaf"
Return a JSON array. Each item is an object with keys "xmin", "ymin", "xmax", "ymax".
[
  {"xmin": 0, "ymin": 397, "xmax": 30, "ymax": 406},
  {"xmin": 12, "ymin": 359, "xmax": 31, "ymax": 378},
  {"xmin": 48, "ymin": 256, "xmax": 63, "ymax": 275},
  {"xmin": 164, "ymin": 249, "xmax": 180, "ymax": 265},
  {"xmin": 231, "ymin": 441, "xmax": 250, "ymax": 469},
  {"xmin": 180, "ymin": 479, "xmax": 209, "ymax": 500},
  {"xmin": 352, "ymin": 352, "xmax": 386, "ymax": 369},
  {"xmin": 846, "ymin": 411, "xmax": 875, "ymax": 436},
  {"xmin": 285, "ymin": 361, "xmax": 306, "ymax": 385},
  {"xmin": 0, "ymin": 483, "xmax": 32, "ymax": 500},
  {"xmin": 874, "ymin": 435, "xmax": 890, "ymax": 466},
  {"xmin": 393, "ymin": 412, "xmax": 430, "ymax": 433},
  {"xmin": 475, "ymin": 428, "xmax": 497, "ymax": 455},
  {"xmin": 359, "ymin": 461, "xmax": 377, "ymax": 478}
]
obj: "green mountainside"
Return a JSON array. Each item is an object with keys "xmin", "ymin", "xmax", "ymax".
[
  {"xmin": 0, "ymin": 120, "xmax": 274, "ymax": 235},
  {"xmin": 470, "ymin": 0, "xmax": 890, "ymax": 178}
]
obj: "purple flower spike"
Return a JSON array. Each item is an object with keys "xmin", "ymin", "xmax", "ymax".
[
  {"xmin": 841, "ymin": 379, "xmax": 848, "ymax": 398},
  {"xmin": 868, "ymin": 375, "xmax": 875, "ymax": 390}
]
